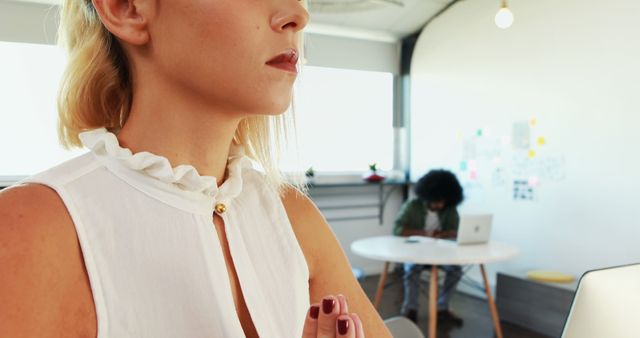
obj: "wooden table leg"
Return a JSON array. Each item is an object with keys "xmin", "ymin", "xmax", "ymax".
[
  {"xmin": 480, "ymin": 264, "xmax": 503, "ymax": 338},
  {"xmin": 373, "ymin": 261, "xmax": 390, "ymax": 310},
  {"xmin": 429, "ymin": 265, "xmax": 438, "ymax": 338}
]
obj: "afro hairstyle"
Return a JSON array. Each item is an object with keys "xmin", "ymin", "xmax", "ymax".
[{"xmin": 414, "ymin": 169, "xmax": 464, "ymax": 207}]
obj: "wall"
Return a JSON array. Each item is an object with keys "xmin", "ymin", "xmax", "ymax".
[
  {"xmin": 410, "ymin": 0, "xmax": 640, "ymax": 292},
  {"xmin": 0, "ymin": 1, "xmax": 58, "ymax": 44},
  {"xmin": 305, "ymin": 33, "xmax": 400, "ymax": 74}
]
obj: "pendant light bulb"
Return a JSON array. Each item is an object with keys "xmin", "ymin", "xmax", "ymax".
[{"xmin": 495, "ymin": 0, "xmax": 514, "ymax": 29}]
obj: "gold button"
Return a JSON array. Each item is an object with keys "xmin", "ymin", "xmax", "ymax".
[{"xmin": 214, "ymin": 203, "xmax": 227, "ymax": 214}]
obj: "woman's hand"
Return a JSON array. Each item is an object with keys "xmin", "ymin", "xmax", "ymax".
[{"xmin": 302, "ymin": 294, "xmax": 365, "ymax": 338}]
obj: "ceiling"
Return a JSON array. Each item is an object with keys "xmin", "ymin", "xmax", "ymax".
[
  {"xmin": 6, "ymin": 0, "xmax": 456, "ymax": 42},
  {"xmin": 307, "ymin": 0, "xmax": 455, "ymax": 41}
]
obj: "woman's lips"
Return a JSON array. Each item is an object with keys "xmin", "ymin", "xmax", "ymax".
[
  {"xmin": 266, "ymin": 62, "xmax": 298, "ymax": 73},
  {"xmin": 266, "ymin": 48, "xmax": 299, "ymax": 74}
]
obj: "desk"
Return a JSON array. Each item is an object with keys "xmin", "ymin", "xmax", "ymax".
[{"xmin": 351, "ymin": 235, "xmax": 519, "ymax": 338}]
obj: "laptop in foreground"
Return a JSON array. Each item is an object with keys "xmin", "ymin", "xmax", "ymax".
[{"xmin": 562, "ymin": 263, "xmax": 640, "ymax": 338}]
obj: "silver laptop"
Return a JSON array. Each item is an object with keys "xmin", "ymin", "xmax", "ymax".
[
  {"xmin": 456, "ymin": 214, "xmax": 492, "ymax": 245},
  {"xmin": 561, "ymin": 263, "xmax": 640, "ymax": 338}
]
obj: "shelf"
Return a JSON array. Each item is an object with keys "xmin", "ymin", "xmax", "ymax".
[
  {"xmin": 308, "ymin": 179, "xmax": 408, "ymax": 224},
  {"xmin": 306, "ymin": 179, "xmax": 407, "ymax": 189}
]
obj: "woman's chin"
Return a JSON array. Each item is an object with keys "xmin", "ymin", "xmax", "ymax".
[{"xmin": 255, "ymin": 101, "xmax": 293, "ymax": 116}]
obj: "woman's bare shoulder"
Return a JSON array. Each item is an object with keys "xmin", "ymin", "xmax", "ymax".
[
  {"xmin": 0, "ymin": 184, "xmax": 96, "ymax": 336},
  {"xmin": 0, "ymin": 183, "xmax": 74, "ymax": 245},
  {"xmin": 279, "ymin": 184, "xmax": 319, "ymax": 220},
  {"xmin": 279, "ymin": 184, "xmax": 348, "ymax": 279},
  {"xmin": 1, "ymin": 182, "xmax": 65, "ymax": 213},
  {"xmin": 279, "ymin": 184, "xmax": 325, "ymax": 275}
]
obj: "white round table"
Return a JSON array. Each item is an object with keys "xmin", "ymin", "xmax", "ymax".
[{"xmin": 351, "ymin": 235, "xmax": 519, "ymax": 338}]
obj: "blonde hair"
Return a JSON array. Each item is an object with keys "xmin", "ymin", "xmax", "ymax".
[{"xmin": 57, "ymin": 0, "xmax": 307, "ymax": 195}]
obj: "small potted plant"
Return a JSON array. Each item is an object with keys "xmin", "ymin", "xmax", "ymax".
[
  {"xmin": 363, "ymin": 163, "xmax": 385, "ymax": 183},
  {"xmin": 305, "ymin": 167, "xmax": 315, "ymax": 178}
]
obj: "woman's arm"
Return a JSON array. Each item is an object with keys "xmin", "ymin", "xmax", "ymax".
[
  {"xmin": 282, "ymin": 186, "xmax": 393, "ymax": 338},
  {"xmin": 0, "ymin": 184, "xmax": 97, "ymax": 337}
]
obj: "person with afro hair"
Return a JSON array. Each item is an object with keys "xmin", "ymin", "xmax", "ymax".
[{"xmin": 393, "ymin": 169, "xmax": 465, "ymax": 327}]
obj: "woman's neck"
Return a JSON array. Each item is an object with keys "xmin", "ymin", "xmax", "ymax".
[
  {"xmin": 116, "ymin": 59, "xmax": 253, "ymax": 184},
  {"xmin": 116, "ymin": 101, "xmax": 242, "ymax": 185}
]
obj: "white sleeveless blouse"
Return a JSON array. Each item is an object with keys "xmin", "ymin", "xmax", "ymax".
[{"xmin": 20, "ymin": 128, "xmax": 310, "ymax": 338}]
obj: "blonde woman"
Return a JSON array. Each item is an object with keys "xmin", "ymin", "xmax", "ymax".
[{"xmin": 0, "ymin": 0, "xmax": 392, "ymax": 337}]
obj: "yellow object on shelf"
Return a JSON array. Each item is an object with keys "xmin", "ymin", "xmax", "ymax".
[{"xmin": 527, "ymin": 270, "xmax": 575, "ymax": 283}]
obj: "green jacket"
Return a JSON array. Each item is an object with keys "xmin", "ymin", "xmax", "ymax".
[{"xmin": 393, "ymin": 198, "xmax": 460, "ymax": 236}]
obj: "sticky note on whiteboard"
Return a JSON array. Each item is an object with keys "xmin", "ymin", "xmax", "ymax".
[
  {"xmin": 460, "ymin": 161, "xmax": 468, "ymax": 171},
  {"xmin": 512, "ymin": 122, "xmax": 531, "ymax": 149},
  {"xmin": 470, "ymin": 170, "xmax": 478, "ymax": 180}
]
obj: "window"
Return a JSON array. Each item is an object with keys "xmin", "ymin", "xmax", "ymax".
[
  {"xmin": 283, "ymin": 65, "xmax": 394, "ymax": 173},
  {"xmin": 0, "ymin": 41, "xmax": 85, "ymax": 182},
  {"xmin": 0, "ymin": 43, "xmax": 395, "ymax": 182}
]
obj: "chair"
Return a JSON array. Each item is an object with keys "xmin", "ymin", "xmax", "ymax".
[
  {"xmin": 383, "ymin": 316, "xmax": 425, "ymax": 338},
  {"xmin": 352, "ymin": 267, "xmax": 366, "ymax": 282}
]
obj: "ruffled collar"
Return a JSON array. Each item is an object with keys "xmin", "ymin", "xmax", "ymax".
[{"xmin": 79, "ymin": 128, "xmax": 250, "ymax": 201}]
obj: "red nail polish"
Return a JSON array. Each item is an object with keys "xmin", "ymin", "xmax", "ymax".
[
  {"xmin": 310, "ymin": 305, "xmax": 320, "ymax": 319},
  {"xmin": 338, "ymin": 319, "xmax": 349, "ymax": 335},
  {"xmin": 322, "ymin": 298, "xmax": 335, "ymax": 314}
]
